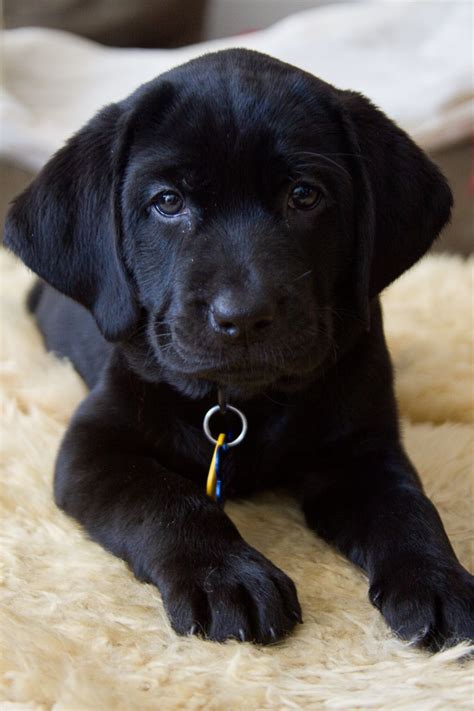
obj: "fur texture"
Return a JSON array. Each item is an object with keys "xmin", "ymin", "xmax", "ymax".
[{"xmin": 1, "ymin": 249, "xmax": 473, "ymax": 709}]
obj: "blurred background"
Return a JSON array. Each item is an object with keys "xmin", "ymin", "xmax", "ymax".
[
  {"xmin": 4, "ymin": 0, "xmax": 342, "ymax": 47},
  {"xmin": 1, "ymin": 0, "xmax": 472, "ymax": 254}
]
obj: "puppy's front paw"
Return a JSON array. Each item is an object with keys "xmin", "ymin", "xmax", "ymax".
[
  {"xmin": 369, "ymin": 560, "xmax": 474, "ymax": 651},
  {"xmin": 159, "ymin": 542, "xmax": 302, "ymax": 644}
]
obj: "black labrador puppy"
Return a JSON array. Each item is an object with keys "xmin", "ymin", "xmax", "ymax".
[{"xmin": 5, "ymin": 49, "xmax": 473, "ymax": 649}]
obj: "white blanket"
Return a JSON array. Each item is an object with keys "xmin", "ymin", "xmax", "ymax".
[{"xmin": 1, "ymin": 1, "xmax": 472, "ymax": 171}]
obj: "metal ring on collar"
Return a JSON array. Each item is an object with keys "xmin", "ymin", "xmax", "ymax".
[{"xmin": 203, "ymin": 404, "xmax": 248, "ymax": 447}]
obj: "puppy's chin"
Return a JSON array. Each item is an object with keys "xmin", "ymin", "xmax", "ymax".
[
  {"xmin": 157, "ymin": 351, "xmax": 329, "ymax": 402},
  {"xmin": 158, "ymin": 365, "xmax": 318, "ymax": 402}
]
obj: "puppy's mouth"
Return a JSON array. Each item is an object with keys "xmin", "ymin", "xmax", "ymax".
[{"xmin": 148, "ymin": 315, "xmax": 334, "ymax": 392}]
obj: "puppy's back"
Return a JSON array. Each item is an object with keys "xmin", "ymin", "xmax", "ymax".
[{"xmin": 28, "ymin": 281, "xmax": 111, "ymax": 389}]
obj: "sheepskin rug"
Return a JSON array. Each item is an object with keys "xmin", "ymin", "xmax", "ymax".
[{"xmin": 1, "ymin": 248, "xmax": 473, "ymax": 710}]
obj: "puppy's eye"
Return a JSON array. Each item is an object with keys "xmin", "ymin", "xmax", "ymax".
[
  {"xmin": 153, "ymin": 190, "xmax": 185, "ymax": 216},
  {"xmin": 288, "ymin": 184, "xmax": 322, "ymax": 211}
]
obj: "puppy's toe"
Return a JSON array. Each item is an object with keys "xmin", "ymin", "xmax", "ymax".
[
  {"xmin": 206, "ymin": 584, "xmax": 254, "ymax": 642},
  {"xmin": 163, "ymin": 585, "xmax": 210, "ymax": 638}
]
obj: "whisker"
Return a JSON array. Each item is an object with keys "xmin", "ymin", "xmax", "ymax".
[
  {"xmin": 318, "ymin": 304, "xmax": 366, "ymax": 326},
  {"xmin": 290, "ymin": 269, "xmax": 313, "ymax": 284}
]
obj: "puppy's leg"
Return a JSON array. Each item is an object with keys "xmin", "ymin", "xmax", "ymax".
[
  {"xmin": 54, "ymin": 388, "xmax": 301, "ymax": 644},
  {"xmin": 300, "ymin": 443, "xmax": 474, "ymax": 650}
]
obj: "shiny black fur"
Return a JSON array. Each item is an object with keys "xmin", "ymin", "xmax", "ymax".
[{"xmin": 5, "ymin": 50, "xmax": 473, "ymax": 649}]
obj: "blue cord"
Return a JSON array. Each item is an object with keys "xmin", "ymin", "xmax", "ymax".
[{"xmin": 214, "ymin": 441, "xmax": 229, "ymax": 505}]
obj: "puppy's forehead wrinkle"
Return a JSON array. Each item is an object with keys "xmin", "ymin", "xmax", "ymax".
[
  {"xmin": 128, "ymin": 57, "xmax": 343, "ymax": 186},
  {"xmin": 289, "ymin": 152, "xmax": 353, "ymax": 181}
]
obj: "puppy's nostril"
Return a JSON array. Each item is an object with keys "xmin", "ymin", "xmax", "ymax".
[
  {"xmin": 209, "ymin": 310, "xmax": 241, "ymax": 338},
  {"xmin": 221, "ymin": 321, "xmax": 240, "ymax": 338}
]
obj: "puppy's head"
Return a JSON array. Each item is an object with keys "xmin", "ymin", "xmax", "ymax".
[{"xmin": 5, "ymin": 50, "xmax": 452, "ymax": 398}]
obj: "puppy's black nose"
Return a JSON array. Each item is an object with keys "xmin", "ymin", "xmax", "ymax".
[{"xmin": 210, "ymin": 291, "xmax": 275, "ymax": 340}]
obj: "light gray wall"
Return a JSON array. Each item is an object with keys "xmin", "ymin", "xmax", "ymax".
[{"xmin": 202, "ymin": 0, "xmax": 350, "ymax": 40}]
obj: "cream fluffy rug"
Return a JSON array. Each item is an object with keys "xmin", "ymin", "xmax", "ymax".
[{"xmin": 1, "ymin": 249, "xmax": 473, "ymax": 710}]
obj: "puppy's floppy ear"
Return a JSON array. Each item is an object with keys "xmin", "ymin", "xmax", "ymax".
[
  {"xmin": 338, "ymin": 91, "xmax": 452, "ymax": 311},
  {"xmin": 4, "ymin": 103, "xmax": 139, "ymax": 341}
]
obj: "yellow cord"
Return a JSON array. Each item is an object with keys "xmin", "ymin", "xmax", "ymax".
[{"xmin": 206, "ymin": 433, "xmax": 226, "ymax": 501}]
